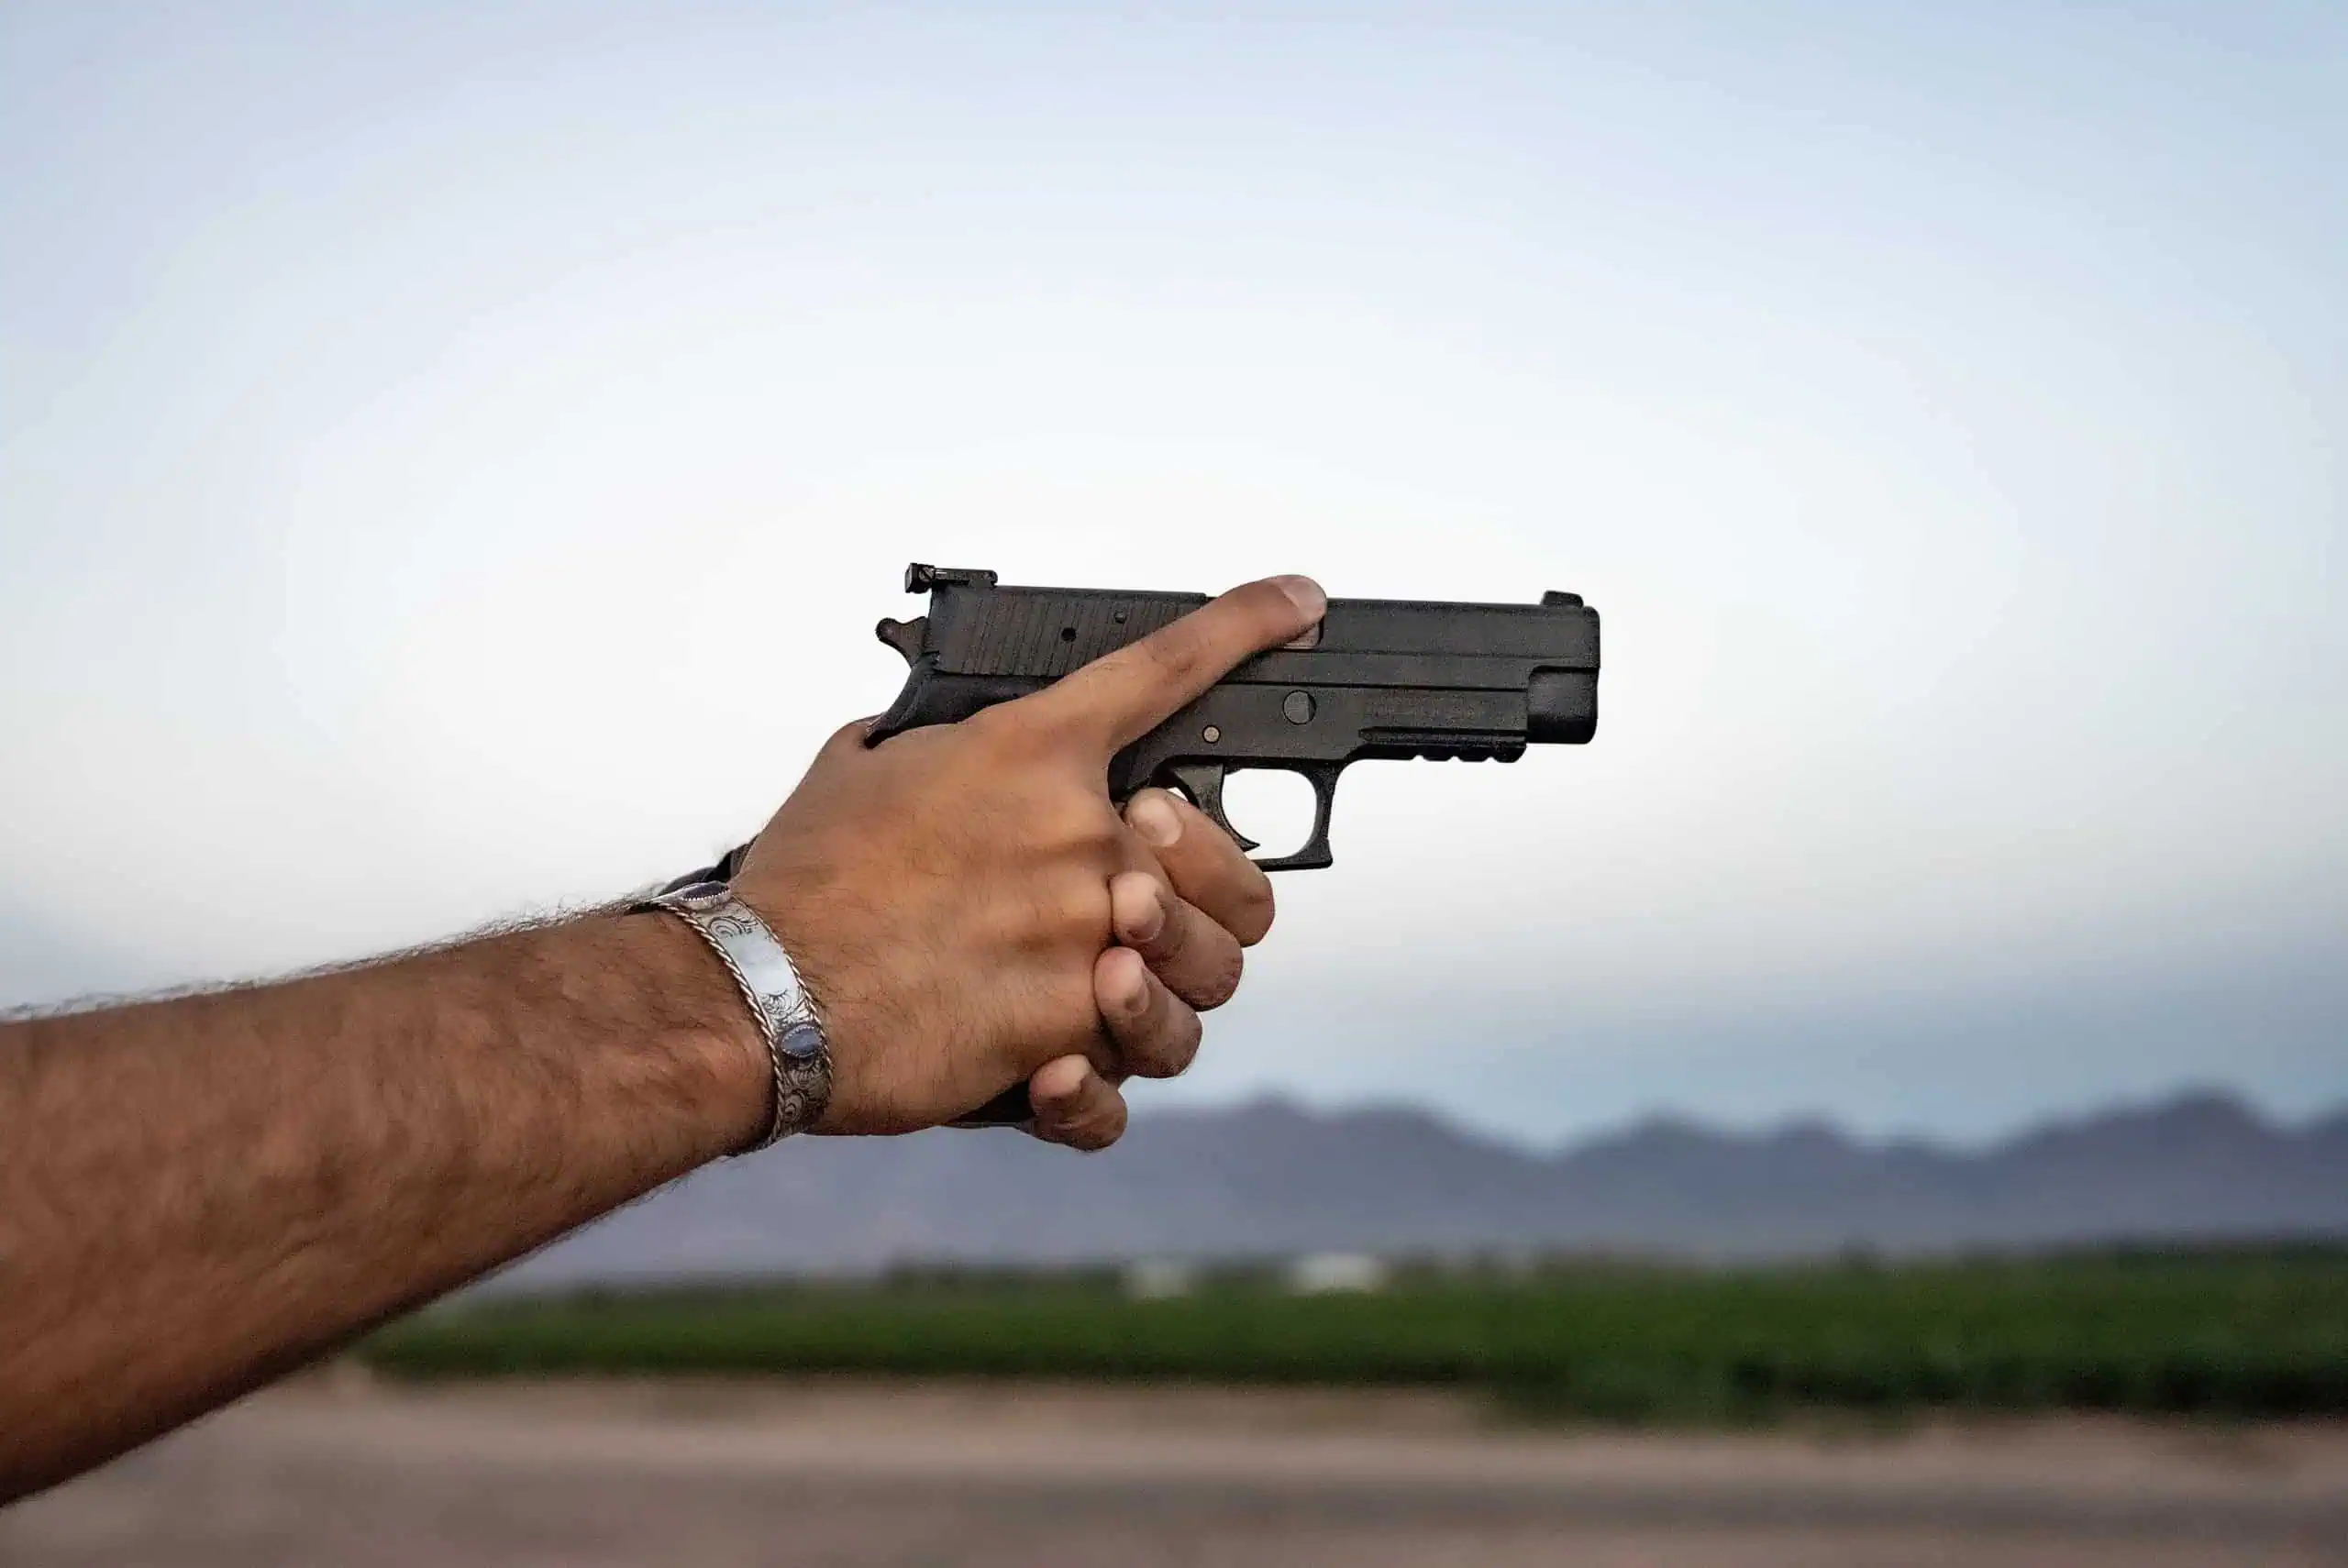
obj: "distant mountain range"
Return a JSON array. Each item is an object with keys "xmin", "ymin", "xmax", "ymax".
[{"xmin": 504, "ymin": 1090, "xmax": 2348, "ymax": 1285}]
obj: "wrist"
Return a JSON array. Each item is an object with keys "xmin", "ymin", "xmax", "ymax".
[{"xmin": 607, "ymin": 910, "xmax": 776, "ymax": 1161}]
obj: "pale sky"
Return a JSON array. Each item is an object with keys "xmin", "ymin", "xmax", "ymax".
[{"xmin": 4, "ymin": 2, "xmax": 2342, "ymax": 1144}]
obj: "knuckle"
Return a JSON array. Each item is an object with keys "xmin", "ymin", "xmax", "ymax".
[
  {"xmin": 1143, "ymin": 620, "xmax": 1212, "ymax": 685},
  {"xmin": 1191, "ymin": 944, "xmax": 1244, "ymax": 1010},
  {"xmin": 1228, "ymin": 878, "xmax": 1276, "ymax": 946},
  {"xmin": 1169, "ymin": 1012, "xmax": 1206, "ymax": 1074},
  {"xmin": 1124, "ymin": 1043, "xmax": 1176, "ymax": 1080},
  {"xmin": 1128, "ymin": 1013, "xmax": 1201, "ymax": 1080},
  {"xmin": 1059, "ymin": 872, "xmax": 1113, "ymax": 927},
  {"xmin": 962, "ymin": 702, "xmax": 1030, "ymax": 746},
  {"xmin": 1062, "ymin": 794, "xmax": 1125, "ymax": 849},
  {"xmin": 1112, "ymin": 988, "xmax": 1182, "ymax": 1078},
  {"xmin": 1044, "ymin": 808, "xmax": 1124, "ymax": 886},
  {"xmin": 1142, "ymin": 897, "xmax": 1191, "ymax": 961},
  {"xmin": 1057, "ymin": 1088, "xmax": 1126, "ymax": 1151},
  {"xmin": 974, "ymin": 701, "xmax": 1074, "ymax": 764}
]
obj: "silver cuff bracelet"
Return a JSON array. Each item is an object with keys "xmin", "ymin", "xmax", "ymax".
[{"xmin": 637, "ymin": 881, "xmax": 831, "ymax": 1150}]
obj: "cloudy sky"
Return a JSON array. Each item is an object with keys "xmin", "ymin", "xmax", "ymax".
[{"xmin": 4, "ymin": 2, "xmax": 2342, "ymax": 1145}]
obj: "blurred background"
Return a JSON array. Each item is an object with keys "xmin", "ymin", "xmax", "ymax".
[{"xmin": 4, "ymin": 3, "xmax": 2344, "ymax": 1564}]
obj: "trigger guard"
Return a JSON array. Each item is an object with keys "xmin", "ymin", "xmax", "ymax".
[
  {"xmin": 1163, "ymin": 761, "xmax": 1339, "ymax": 871},
  {"xmin": 1247, "ymin": 764, "xmax": 1339, "ymax": 872}
]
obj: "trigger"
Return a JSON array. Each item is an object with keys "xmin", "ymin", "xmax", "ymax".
[{"xmin": 1167, "ymin": 762, "xmax": 1258, "ymax": 853}]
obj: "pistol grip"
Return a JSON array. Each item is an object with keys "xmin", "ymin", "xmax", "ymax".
[{"xmin": 949, "ymin": 1085, "xmax": 1036, "ymax": 1129}]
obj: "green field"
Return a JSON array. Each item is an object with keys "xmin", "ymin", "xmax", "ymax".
[{"xmin": 364, "ymin": 1249, "xmax": 2348, "ymax": 1422}]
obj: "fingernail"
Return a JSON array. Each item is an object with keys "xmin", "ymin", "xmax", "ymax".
[
  {"xmin": 1272, "ymin": 575, "xmax": 1325, "ymax": 621},
  {"xmin": 1124, "ymin": 889, "xmax": 1166, "ymax": 944},
  {"xmin": 1129, "ymin": 793, "xmax": 1181, "ymax": 848},
  {"xmin": 1031, "ymin": 1058, "xmax": 1083, "ymax": 1109}
]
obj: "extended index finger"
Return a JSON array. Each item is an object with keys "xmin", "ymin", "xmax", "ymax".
[{"xmin": 1025, "ymin": 575, "xmax": 1325, "ymax": 755}]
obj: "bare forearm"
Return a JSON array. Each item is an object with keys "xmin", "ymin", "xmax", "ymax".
[
  {"xmin": 0, "ymin": 910, "xmax": 764, "ymax": 1496},
  {"xmin": 0, "ymin": 573, "xmax": 1320, "ymax": 1502}
]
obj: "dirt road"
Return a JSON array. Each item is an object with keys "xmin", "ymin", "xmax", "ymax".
[{"xmin": 7, "ymin": 1377, "xmax": 2345, "ymax": 1566}]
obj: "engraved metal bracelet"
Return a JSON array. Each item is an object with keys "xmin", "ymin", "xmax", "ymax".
[{"xmin": 636, "ymin": 881, "xmax": 831, "ymax": 1151}]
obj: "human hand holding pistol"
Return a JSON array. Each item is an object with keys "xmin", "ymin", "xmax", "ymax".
[
  {"xmin": 0, "ymin": 564, "xmax": 1601, "ymax": 1499},
  {"xmin": 746, "ymin": 574, "xmax": 1319, "ymax": 1148},
  {"xmin": 0, "ymin": 574, "xmax": 1325, "ymax": 1496}
]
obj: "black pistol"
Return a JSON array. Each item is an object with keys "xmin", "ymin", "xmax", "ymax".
[{"xmin": 871, "ymin": 563, "xmax": 1600, "ymax": 872}]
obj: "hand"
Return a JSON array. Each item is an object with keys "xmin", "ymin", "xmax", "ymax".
[
  {"xmin": 1021, "ymin": 782, "xmax": 1279, "ymax": 1150},
  {"xmin": 730, "ymin": 574, "xmax": 1325, "ymax": 1145}
]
